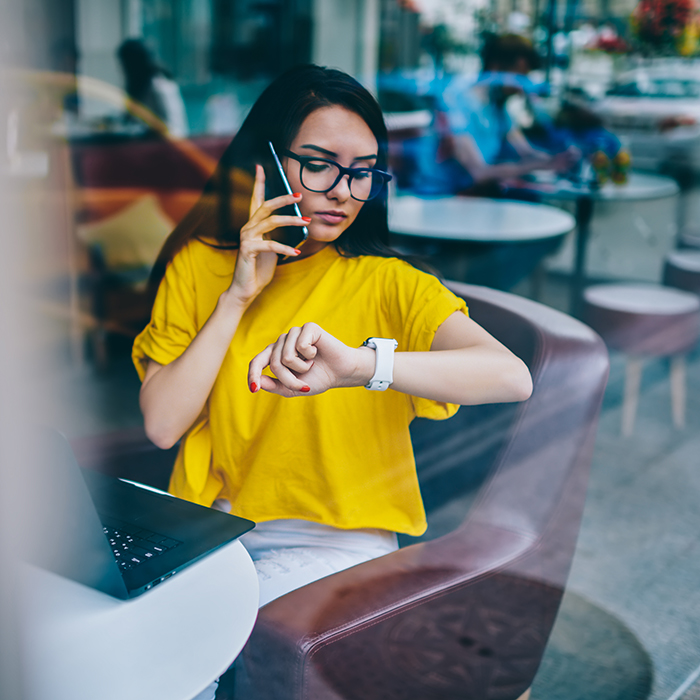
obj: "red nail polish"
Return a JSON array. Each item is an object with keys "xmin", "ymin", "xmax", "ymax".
[
  {"xmin": 300, "ymin": 385, "xmax": 311, "ymax": 393},
  {"xmin": 250, "ymin": 382, "xmax": 258, "ymax": 393},
  {"xmin": 301, "ymin": 216, "xmax": 312, "ymax": 222},
  {"xmin": 292, "ymin": 192, "xmax": 302, "ymax": 197},
  {"xmin": 294, "ymin": 249, "xmax": 301, "ymax": 255}
]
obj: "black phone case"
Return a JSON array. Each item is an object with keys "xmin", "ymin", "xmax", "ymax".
[{"xmin": 263, "ymin": 155, "xmax": 308, "ymax": 249}]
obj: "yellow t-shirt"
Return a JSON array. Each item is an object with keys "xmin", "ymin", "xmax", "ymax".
[{"xmin": 132, "ymin": 239, "xmax": 468, "ymax": 535}]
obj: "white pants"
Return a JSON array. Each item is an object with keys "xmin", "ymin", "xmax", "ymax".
[
  {"xmin": 192, "ymin": 519, "xmax": 398, "ymax": 700},
  {"xmin": 241, "ymin": 518, "xmax": 399, "ymax": 606}
]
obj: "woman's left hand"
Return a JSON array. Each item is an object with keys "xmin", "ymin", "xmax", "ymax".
[{"xmin": 247, "ymin": 323, "xmax": 374, "ymax": 396}]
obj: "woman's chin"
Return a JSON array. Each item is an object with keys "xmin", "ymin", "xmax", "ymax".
[{"xmin": 306, "ymin": 223, "xmax": 347, "ymax": 245}]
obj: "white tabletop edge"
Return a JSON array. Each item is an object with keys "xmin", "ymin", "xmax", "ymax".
[
  {"xmin": 388, "ymin": 195, "xmax": 576, "ymax": 242},
  {"xmin": 20, "ymin": 539, "xmax": 259, "ymax": 700}
]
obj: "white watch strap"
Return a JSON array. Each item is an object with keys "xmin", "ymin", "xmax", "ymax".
[{"xmin": 363, "ymin": 337, "xmax": 398, "ymax": 391}]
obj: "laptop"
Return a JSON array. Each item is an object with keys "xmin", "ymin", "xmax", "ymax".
[{"xmin": 28, "ymin": 428, "xmax": 255, "ymax": 599}]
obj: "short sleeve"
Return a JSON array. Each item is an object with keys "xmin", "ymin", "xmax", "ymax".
[
  {"xmin": 441, "ymin": 88, "xmax": 469, "ymax": 135},
  {"xmin": 382, "ymin": 261, "xmax": 469, "ymax": 420},
  {"xmin": 132, "ymin": 246, "xmax": 198, "ymax": 381},
  {"xmin": 440, "ymin": 78, "xmax": 478, "ymax": 136},
  {"xmin": 503, "ymin": 108, "xmax": 514, "ymax": 134}
]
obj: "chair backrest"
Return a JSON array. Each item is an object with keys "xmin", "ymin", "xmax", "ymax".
[{"xmin": 238, "ymin": 282, "xmax": 609, "ymax": 700}]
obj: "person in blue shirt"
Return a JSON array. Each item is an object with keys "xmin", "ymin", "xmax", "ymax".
[
  {"xmin": 401, "ymin": 35, "xmax": 582, "ymax": 290},
  {"xmin": 413, "ymin": 34, "xmax": 577, "ymax": 196}
]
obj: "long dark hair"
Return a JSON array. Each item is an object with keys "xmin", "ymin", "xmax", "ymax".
[{"xmin": 149, "ymin": 64, "xmax": 413, "ymax": 294}]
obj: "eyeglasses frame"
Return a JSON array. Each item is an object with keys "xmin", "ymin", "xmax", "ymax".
[{"xmin": 282, "ymin": 150, "xmax": 392, "ymax": 202}]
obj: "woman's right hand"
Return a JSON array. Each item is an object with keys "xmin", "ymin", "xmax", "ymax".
[{"xmin": 228, "ymin": 164, "xmax": 309, "ymax": 306}]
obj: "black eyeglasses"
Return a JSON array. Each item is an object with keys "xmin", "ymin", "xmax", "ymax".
[{"xmin": 283, "ymin": 150, "xmax": 392, "ymax": 202}]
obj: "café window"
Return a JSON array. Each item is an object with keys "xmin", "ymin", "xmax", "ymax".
[{"xmin": 126, "ymin": 0, "xmax": 313, "ymax": 85}]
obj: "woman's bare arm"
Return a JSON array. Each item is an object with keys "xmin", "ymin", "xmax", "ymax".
[
  {"xmin": 139, "ymin": 292, "xmax": 248, "ymax": 449},
  {"xmin": 139, "ymin": 166, "xmax": 308, "ymax": 449},
  {"xmin": 391, "ymin": 311, "xmax": 532, "ymax": 404},
  {"xmin": 450, "ymin": 132, "xmax": 575, "ymax": 184},
  {"xmin": 247, "ymin": 311, "xmax": 532, "ymax": 406}
]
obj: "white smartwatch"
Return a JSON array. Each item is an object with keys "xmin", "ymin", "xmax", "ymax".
[{"xmin": 362, "ymin": 337, "xmax": 398, "ymax": 391}]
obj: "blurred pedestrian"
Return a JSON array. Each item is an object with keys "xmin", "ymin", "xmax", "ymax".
[
  {"xmin": 412, "ymin": 33, "xmax": 578, "ymax": 197},
  {"xmin": 117, "ymin": 39, "xmax": 189, "ymax": 137}
]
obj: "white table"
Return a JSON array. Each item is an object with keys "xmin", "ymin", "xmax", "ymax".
[
  {"xmin": 523, "ymin": 171, "xmax": 680, "ymax": 314},
  {"xmin": 388, "ymin": 195, "xmax": 576, "ymax": 290},
  {"xmin": 21, "ymin": 540, "xmax": 259, "ymax": 700},
  {"xmin": 533, "ymin": 170, "xmax": 679, "ymax": 204},
  {"xmin": 389, "ymin": 195, "xmax": 576, "ymax": 243}
]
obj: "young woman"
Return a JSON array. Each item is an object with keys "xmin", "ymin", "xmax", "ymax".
[{"xmin": 133, "ymin": 64, "xmax": 532, "ymax": 698}]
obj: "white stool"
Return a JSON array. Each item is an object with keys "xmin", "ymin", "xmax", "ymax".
[
  {"xmin": 663, "ymin": 249, "xmax": 700, "ymax": 296},
  {"xmin": 583, "ymin": 283, "xmax": 700, "ymax": 436}
]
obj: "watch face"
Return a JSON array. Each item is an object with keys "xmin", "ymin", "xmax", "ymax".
[{"xmin": 364, "ymin": 338, "xmax": 397, "ymax": 349}]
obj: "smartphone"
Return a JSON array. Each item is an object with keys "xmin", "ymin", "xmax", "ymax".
[{"xmin": 266, "ymin": 141, "xmax": 309, "ymax": 250}]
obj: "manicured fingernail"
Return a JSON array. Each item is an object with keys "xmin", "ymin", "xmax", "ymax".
[
  {"xmin": 300, "ymin": 385, "xmax": 311, "ymax": 393},
  {"xmin": 292, "ymin": 192, "xmax": 302, "ymax": 197},
  {"xmin": 301, "ymin": 216, "xmax": 312, "ymax": 222},
  {"xmin": 250, "ymin": 382, "xmax": 257, "ymax": 393},
  {"xmin": 293, "ymin": 249, "xmax": 301, "ymax": 255}
]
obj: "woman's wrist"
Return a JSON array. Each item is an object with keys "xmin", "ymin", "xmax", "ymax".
[
  {"xmin": 348, "ymin": 345, "xmax": 376, "ymax": 388},
  {"xmin": 218, "ymin": 287, "xmax": 252, "ymax": 313},
  {"xmin": 214, "ymin": 289, "xmax": 249, "ymax": 336}
]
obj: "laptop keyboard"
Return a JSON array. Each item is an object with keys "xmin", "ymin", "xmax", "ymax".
[{"xmin": 103, "ymin": 519, "xmax": 182, "ymax": 571}]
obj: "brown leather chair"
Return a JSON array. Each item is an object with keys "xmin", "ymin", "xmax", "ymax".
[
  {"xmin": 230, "ymin": 282, "xmax": 610, "ymax": 700},
  {"xmin": 73, "ymin": 283, "xmax": 609, "ymax": 700}
]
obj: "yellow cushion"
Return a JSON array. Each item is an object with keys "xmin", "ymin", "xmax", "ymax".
[{"xmin": 77, "ymin": 194, "xmax": 174, "ymax": 270}]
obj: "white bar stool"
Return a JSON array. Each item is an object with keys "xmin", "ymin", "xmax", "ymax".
[{"xmin": 582, "ymin": 283, "xmax": 700, "ymax": 436}]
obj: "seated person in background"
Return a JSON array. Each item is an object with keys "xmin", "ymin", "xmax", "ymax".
[
  {"xmin": 117, "ymin": 39, "xmax": 189, "ymax": 138},
  {"xmin": 413, "ymin": 33, "xmax": 578, "ymax": 197},
  {"xmin": 521, "ymin": 84, "xmax": 630, "ymax": 187},
  {"xmin": 535, "ymin": 94, "xmax": 628, "ymax": 184}
]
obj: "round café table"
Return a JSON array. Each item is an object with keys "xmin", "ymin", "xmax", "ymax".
[
  {"xmin": 388, "ymin": 194, "xmax": 576, "ymax": 290},
  {"xmin": 21, "ymin": 539, "xmax": 259, "ymax": 700},
  {"xmin": 389, "ymin": 194, "xmax": 576, "ymax": 243},
  {"xmin": 525, "ymin": 172, "xmax": 680, "ymax": 315}
]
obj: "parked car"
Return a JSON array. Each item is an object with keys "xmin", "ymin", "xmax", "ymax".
[{"xmin": 590, "ymin": 65, "xmax": 700, "ymax": 172}]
